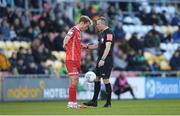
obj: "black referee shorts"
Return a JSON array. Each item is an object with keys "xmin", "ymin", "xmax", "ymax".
[{"xmin": 95, "ymin": 57, "xmax": 113, "ymax": 79}]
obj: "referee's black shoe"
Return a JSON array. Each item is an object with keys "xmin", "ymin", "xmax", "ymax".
[
  {"xmin": 83, "ymin": 100, "xmax": 97, "ymax": 107},
  {"xmin": 103, "ymin": 103, "xmax": 111, "ymax": 108}
]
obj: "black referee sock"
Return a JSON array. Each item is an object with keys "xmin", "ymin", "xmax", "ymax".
[
  {"xmin": 105, "ymin": 83, "xmax": 112, "ymax": 104},
  {"xmin": 92, "ymin": 81, "xmax": 101, "ymax": 102}
]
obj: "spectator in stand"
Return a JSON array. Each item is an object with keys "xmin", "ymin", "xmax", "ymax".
[
  {"xmin": 22, "ymin": 26, "xmax": 34, "ymax": 41},
  {"xmin": 172, "ymin": 23, "xmax": 180, "ymax": 42},
  {"xmin": 170, "ymin": 49, "xmax": 180, "ymax": 70},
  {"xmin": 62, "ymin": 13, "xmax": 74, "ymax": 27},
  {"xmin": 128, "ymin": 32, "xmax": 144, "ymax": 51},
  {"xmin": 147, "ymin": 7, "xmax": 160, "ymax": 25},
  {"xmin": 160, "ymin": 10, "xmax": 169, "ymax": 25},
  {"xmin": 42, "ymin": 32, "xmax": 55, "ymax": 51},
  {"xmin": 21, "ymin": 9, "xmax": 31, "ymax": 28},
  {"xmin": 32, "ymin": 43, "xmax": 48, "ymax": 64},
  {"xmin": 9, "ymin": 52, "xmax": 18, "ymax": 74},
  {"xmin": 14, "ymin": 0, "xmax": 25, "ymax": 8},
  {"xmin": 32, "ymin": 25, "xmax": 41, "ymax": 38},
  {"xmin": 114, "ymin": 48, "xmax": 128, "ymax": 70},
  {"xmin": 0, "ymin": 51, "xmax": 11, "ymax": 72},
  {"xmin": 25, "ymin": 61, "xmax": 37, "ymax": 74},
  {"xmin": 17, "ymin": 47, "xmax": 26, "ymax": 60},
  {"xmin": 1, "ymin": 4, "xmax": 13, "ymax": 19},
  {"xmin": 53, "ymin": 31, "xmax": 66, "ymax": 51},
  {"xmin": 171, "ymin": 12, "xmax": 180, "ymax": 26},
  {"xmin": 126, "ymin": 49, "xmax": 137, "ymax": 71},
  {"xmin": 9, "ymin": 25, "xmax": 17, "ymax": 40},
  {"xmin": 0, "ymin": 18, "xmax": 10, "ymax": 39},
  {"xmin": 24, "ymin": 49, "xmax": 34, "ymax": 65},
  {"xmin": 115, "ymin": 9, "xmax": 124, "ymax": 22},
  {"xmin": 144, "ymin": 24, "xmax": 163, "ymax": 48},
  {"xmin": 37, "ymin": 60, "xmax": 48, "ymax": 74},
  {"xmin": 114, "ymin": 21, "xmax": 126, "ymax": 42},
  {"xmin": 39, "ymin": 20, "xmax": 48, "ymax": 33},
  {"xmin": 13, "ymin": 18, "xmax": 23, "ymax": 36},
  {"xmin": 9, "ymin": 8, "xmax": 21, "ymax": 25},
  {"xmin": 133, "ymin": 50, "xmax": 148, "ymax": 71},
  {"xmin": 81, "ymin": 53, "xmax": 95, "ymax": 73},
  {"xmin": 125, "ymin": 49, "xmax": 147, "ymax": 71},
  {"xmin": 138, "ymin": 7, "xmax": 148, "ymax": 25},
  {"xmin": 25, "ymin": 60, "xmax": 37, "ymax": 74},
  {"xmin": 16, "ymin": 58, "xmax": 26, "ymax": 74}
]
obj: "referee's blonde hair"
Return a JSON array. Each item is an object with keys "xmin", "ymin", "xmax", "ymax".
[{"xmin": 97, "ymin": 16, "xmax": 108, "ymax": 26}]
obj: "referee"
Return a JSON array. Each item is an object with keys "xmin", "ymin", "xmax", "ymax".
[{"xmin": 83, "ymin": 17, "xmax": 114, "ymax": 108}]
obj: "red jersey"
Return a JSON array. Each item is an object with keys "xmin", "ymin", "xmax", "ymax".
[{"xmin": 65, "ymin": 26, "xmax": 81, "ymax": 62}]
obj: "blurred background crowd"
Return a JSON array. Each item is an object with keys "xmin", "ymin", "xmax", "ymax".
[{"xmin": 0, "ymin": 0, "xmax": 180, "ymax": 77}]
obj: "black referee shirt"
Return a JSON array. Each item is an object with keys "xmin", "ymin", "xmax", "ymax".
[{"xmin": 97, "ymin": 28, "xmax": 114, "ymax": 59}]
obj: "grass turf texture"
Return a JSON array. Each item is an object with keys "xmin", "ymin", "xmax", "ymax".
[{"xmin": 0, "ymin": 99, "xmax": 180, "ymax": 115}]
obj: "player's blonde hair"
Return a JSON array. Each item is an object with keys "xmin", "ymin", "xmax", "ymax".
[{"xmin": 79, "ymin": 15, "xmax": 93, "ymax": 26}]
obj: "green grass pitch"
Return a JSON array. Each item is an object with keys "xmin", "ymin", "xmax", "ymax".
[{"xmin": 0, "ymin": 99, "xmax": 180, "ymax": 115}]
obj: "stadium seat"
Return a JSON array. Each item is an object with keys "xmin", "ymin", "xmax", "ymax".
[
  {"xmin": 144, "ymin": 52, "xmax": 165, "ymax": 65},
  {"xmin": 160, "ymin": 60, "xmax": 171, "ymax": 70},
  {"xmin": 168, "ymin": 5, "xmax": 176, "ymax": 15},
  {"xmin": 141, "ymin": 25, "xmax": 149, "ymax": 34},
  {"xmin": 128, "ymin": 25, "xmax": 135, "ymax": 33},
  {"xmin": 5, "ymin": 41, "xmax": 14, "ymax": 50},
  {"xmin": 123, "ymin": 16, "xmax": 133, "ymax": 24},
  {"xmin": 52, "ymin": 51, "xmax": 59, "ymax": 59},
  {"xmin": 144, "ymin": 52, "xmax": 154, "ymax": 65},
  {"xmin": 53, "ymin": 60, "xmax": 62, "ymax": 70},
  {"xmin": 167, "ymin": 26, "xmax": 174, "ymax": 34},
  {"xmin": 53, "ymin": 60, "xmax": 62, "ymax": 75},
  {"xmin": 160, "ymin": 26, "xmax": 167, "ymax": 33},
  {"xmin": 172, "ymin": 26, "xmax": 178, "ymax": 32},
  {"xmin": 0, "ymin": 41, "xmax": 6, "ymax": 49},
  {"xmin": 45, "ymin": 60, "xmax": 54, "ymax": 67},
  {"xmin": 125, "ymin": 33, "xmax": 132, "ymax": 40},
  {"xmin": 13, "ymin": 41, "xmax": 21, "ymax": 50},
  {"xmin": 161, "ymin": 43, "xmax": 178, "ymax": 61},
  {"xmin": 134, "ymin": 25, "xmax": 141, "ymax": 33},
  {"xmin": 7, "ymin": 50, "xmax": 14, "ymax": 58},
  {"xmin": 122, "ymin": 25, "xmax": 128, "ymax": 32},
  {"xmin": 59, "ymin": 51, "xmax": 66, "ymax": 61},
  {"xmin": 20, "ymin": 41, "xmax": 30, "ymax": 49},
  {"xmin": 160, "ymin": 43, "xmax": 167, "ymax": 50}
]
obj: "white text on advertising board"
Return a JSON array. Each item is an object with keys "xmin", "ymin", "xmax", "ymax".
[{"xmin": 43, "ymin": 88, "xmax": 68, "ymax": 99}]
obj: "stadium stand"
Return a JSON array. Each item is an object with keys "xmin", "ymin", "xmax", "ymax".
[{"xmin": 0, "ymin": 0, "xmax": 180, "ymax": 77}]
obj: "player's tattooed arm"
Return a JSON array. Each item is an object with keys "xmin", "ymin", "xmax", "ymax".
[
  {"xmin": 63, "ymin": 28, "xmax": 74, "ymax": 48},
  {"xmin": 63, "ymin": 36, "xmax": 70, "ymax": 48}
]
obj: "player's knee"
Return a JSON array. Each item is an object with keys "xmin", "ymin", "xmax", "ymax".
[
  {"xmin": 103, "ymin": 79, "xmax": 109, "ymax": 84},
  {"xmin": 71, "ymin": 79, "xmax": 78, "ymax": 85},
  {"xmin": 70, "ymin": 76, "xmax": 78, "ymax": 85}
]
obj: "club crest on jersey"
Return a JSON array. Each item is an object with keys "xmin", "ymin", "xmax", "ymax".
[{"xmin": 101, "ymin": 38, "xmax": 104, "ymax": 43}]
